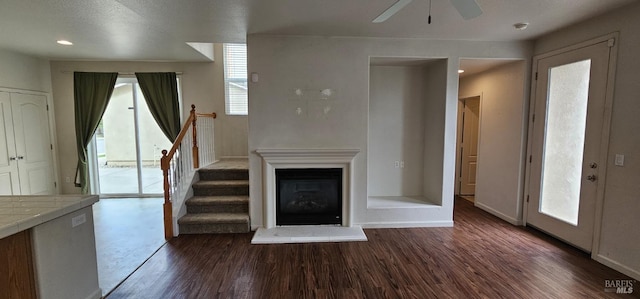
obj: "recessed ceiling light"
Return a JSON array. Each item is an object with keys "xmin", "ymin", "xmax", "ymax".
[
  {"xmin": 57, "ymin": 40, "xmax": 73, "ymax": 46},
  {"xmin": 513, "ymin": 23, "xmax": 529, "ymax": 30},
  {"xmin": 458, "ymin": 70, "xmax": 465, "ymax": 74}
]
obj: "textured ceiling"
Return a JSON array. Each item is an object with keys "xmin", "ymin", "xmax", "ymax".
[{"xmin": 0, "ymin": 0, "xmax": 635, "ymax": 61}]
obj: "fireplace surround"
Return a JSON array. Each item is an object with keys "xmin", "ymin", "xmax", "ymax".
[{"xmin": 255, "ymin": 148, "xmax": 359, "ymax": 229}]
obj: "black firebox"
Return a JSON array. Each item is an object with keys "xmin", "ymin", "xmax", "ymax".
[{"xmin": 275, "ymin": 168, "xmax": 342, "ymax": 226}]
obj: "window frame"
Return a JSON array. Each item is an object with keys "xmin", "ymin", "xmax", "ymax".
[{"xmin": 223, "ymin": 43, "xmax": 248, "ymax": 116}]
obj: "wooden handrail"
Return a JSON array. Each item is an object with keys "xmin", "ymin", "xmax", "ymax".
[
  {"xmin": 160, "ymin": 104, "xmax": 217, "ymax": 239},
  {"xmin": 162, "ymin": 107, "xmax": 217, "ymax": 167},
  {"xmin": 196, "ymin": 112, "xmax": 217, "ymax": 118},
  {"xmin": 163, "ymin": 105, "xmax": 196, "ymax": 163}
]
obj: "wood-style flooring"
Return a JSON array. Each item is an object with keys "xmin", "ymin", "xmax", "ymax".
[{"xmin": 107, "ymin": 198, "xmax": 636, "ymax": 298}]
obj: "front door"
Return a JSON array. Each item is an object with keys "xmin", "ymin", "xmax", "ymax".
[{"xmin": 527, "ymin": 39, "xmax": 613, "ymax": 251}]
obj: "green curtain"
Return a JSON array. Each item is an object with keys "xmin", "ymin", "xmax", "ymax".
[
  {"xmin": 135, "ymin": 72, "xmax": 181, "ymax": 142},
  {"xmin": 74, "ymin": 72, "xmax": 118, "ymax": 193}
]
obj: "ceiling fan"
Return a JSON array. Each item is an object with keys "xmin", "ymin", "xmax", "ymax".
[{"xmin": 372, "ymin": 0, "xmax": 483, "ymax": 23}]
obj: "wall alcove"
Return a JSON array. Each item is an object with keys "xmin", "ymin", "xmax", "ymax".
[{"xmin": 367, "ymin": 57, "xmax": 447, "ymax": 209}]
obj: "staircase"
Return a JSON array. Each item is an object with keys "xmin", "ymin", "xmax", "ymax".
[{"xmin": 178, "ymin": 159, "xmax": 250, "ymax": 234}]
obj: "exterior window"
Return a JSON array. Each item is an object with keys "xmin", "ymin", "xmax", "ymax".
[{"xmin": 224, "ymin": 43, "xmax": 248, "ymax": 115}]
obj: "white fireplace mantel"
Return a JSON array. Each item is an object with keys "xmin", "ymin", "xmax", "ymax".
[{"xmin": 255, "ymin": 148, "xmax": 360, "ymax": 229}]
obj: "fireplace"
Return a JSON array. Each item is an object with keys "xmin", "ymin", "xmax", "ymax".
[
  {"xmin": 255, "ymin": 148, "xmax": 359, "ymax": 229},
  {"xmin": 276, "ymin": 168, "xmax": 342, "ymax": 225}
]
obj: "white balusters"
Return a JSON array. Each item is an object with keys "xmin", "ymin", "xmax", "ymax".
[{"xmin": 161, "ymin": 107, "xmax": 216, "ymax": 239}]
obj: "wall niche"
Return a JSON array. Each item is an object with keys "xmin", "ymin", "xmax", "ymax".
[{"xmin": 367, "ymin": 57, "xmax": 447, "ymax": 208}]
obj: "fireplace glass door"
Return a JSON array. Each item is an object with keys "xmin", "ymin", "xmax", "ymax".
[{"xmin": 276, "ymin": 168, "xmax": 342, "ymax": 226}]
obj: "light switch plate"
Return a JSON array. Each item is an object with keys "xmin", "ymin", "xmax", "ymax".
[{"xmin": 615, "ymin": 154, "xmax": 625, "ymax": 166}]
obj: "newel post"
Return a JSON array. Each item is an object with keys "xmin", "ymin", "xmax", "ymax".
[
  {"xmin": 191, "ymin": 104, "xmax": 199, "ymax": 169},
  {"xmin": 161, "ymin": 149, "xmax": 173, "ymax": 239}
]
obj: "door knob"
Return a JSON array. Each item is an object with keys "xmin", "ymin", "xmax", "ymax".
[
  {"xmin": 9, "ymin": 157, "xmax": 16, "ymax": 161},
  {"xmin": 586, "ymin": 174, "xmax": 597, "ymax": 182},
  {"xmin": 589, "ymin": 162, "xmax": 598, "ymax": 169},
  {"xmin": 17, "ymin": 156, "xmax": 24, "ymax": 160}
]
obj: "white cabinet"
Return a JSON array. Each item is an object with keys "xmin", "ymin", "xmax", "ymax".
[
  {"xmin": 31, "ymin": 204, "xmax": 101, "ymax": 299},
  {"xmin": 0, "ymin": 91, "xmax": 54, "ymax": 195}
]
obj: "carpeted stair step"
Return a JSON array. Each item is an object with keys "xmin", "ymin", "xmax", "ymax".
[
  {"xmin": 186, "ymin": 196, "xmax": 249, "ymax": 213},
  {"xmin": 192, "ymin": 180, "xmax": 249, "ymax": 196},
  {"xmin": 178, "ymin": 213, "xmax": 250, "ymax": 234},
  {"xmin": 198, "ymin": 168, "xmax": 249, "ymax": 181}
]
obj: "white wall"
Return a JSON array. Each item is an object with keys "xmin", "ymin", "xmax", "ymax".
[
  {"xmin": 422, "ymin": 60, "xmax": 449, "ymax": 205},
  {"xmin": 458, "ymin": 61, "xmax": 528, "ymax": 225},
  {"xmin": 214, "ymin": 44, "xmax": 249, "ymax": 159},
  {"xmin": 49, "ymin": 51, "xmax": 248, "ymax": 193},
  {"xmin": 247, "ymin": 35, "xmax": 532, "ymax": 228},
  {"xmin": 0, "ymin": 49, "xmax": 52, "ymax": 92},
  {"xmin": 368, "ymin": 65, "xmax": 427, "ymax": 197},
  {"xmin": 533, "ymin": 1, "xmax": 640, "ymax": 280}
]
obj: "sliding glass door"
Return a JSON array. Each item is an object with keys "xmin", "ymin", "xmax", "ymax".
[{"xmin": 89, "ymin": 77, "xmax": 173, "ymax": 196}]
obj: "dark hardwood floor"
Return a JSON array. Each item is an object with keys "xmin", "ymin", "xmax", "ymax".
[{"xmin": 107, "ymin": 198, "xmax": 637, "ymax": 298}]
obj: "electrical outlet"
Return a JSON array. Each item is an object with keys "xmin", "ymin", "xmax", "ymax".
[
  {"xmin": 615, "ymin": 154, "xmax": 625, "ymax": 166},
  {"xmin": 394, "ymin": 161, "xmax": 400, "ymax": 168},
  {"xmin": 400, "ymin": 161, "xmax": 405, "ymax": 168},
  {"xmin": 72, "ymin": 213, "xmax": 86, "ymax": 227},
  {"xmin": 65, "ymin": 176, "xmax": 71, "ymax": 183}
]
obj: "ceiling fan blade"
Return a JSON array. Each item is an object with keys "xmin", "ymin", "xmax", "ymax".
[
  {"xmin": 450, "ymin": 0, "xmax": 482, "ymax": 20},
  {"xmin": 372, "ymin": 0, "xmax": 413, "ymax": 23}
]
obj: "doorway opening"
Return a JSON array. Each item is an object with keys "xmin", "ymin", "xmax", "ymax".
[
  {"xmin": 455, "ymin": 58, "xmax": 528, "ymax": 222},
  {"xmin": 455, "ymin": 95, "xmax": 480, "ymax": 202}
]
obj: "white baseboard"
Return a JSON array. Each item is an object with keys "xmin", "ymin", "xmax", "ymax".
[
  {"xmin": 359, "ymin": 221, "xmax": 453, "ymax": 228},
  {"xmin": 220, "ymin": 156, "xmax": 249, "ymax": 159},
  {"xmin": 475, "ymin": 202, "xmax": 523, "ymax": 226},
  {"xmin": 594, "ymin": 254, "xmax": 640, "ymax": 281}
]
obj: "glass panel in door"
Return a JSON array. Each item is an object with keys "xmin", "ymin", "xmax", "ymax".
[
  {"xmin": 539, "ymin": 59, "xmax": 591, "ymax": 225},
  {"xmin": 135, "ymin": 86, "xmax": 172, "ymax": 194},
  {"xmin": 95, "ymin": 80, "xmax": 172, "ymax": 195},
  {"xmin": 527, "ymin": 39, "xmax": 611, "ymax": 252},
  {"xmin": 97, "ymin": 83, "xmax": 139, "ymax": 194}
]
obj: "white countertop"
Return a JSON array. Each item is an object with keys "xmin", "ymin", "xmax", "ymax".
[{"xmin": 0, "ymin": 195, "xmax": 99, "ymax": 239}]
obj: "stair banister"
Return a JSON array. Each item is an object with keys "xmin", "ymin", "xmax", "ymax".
[
  {"xmin": 161, "ymin": 105, "xmax": 217, "ymax": 239},
  {"xmin": 192, "ymin": 109, "xmax": 198, "ymax": 169}
]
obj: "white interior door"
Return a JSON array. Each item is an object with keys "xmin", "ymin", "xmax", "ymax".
[
  {"xmin": 11, "ymin": 93, "xmax": 54, "ymax": 195},
  {"xmin": 0, "ymin": 92, "xmax": 20, "ymax": 195},
  {"xmin": 458, "ymin": 96, "xmax": 480, "ymax": 195},
  {"xmin": 527, "ymin": 40, "xmax": 612, "ymax": 252}
]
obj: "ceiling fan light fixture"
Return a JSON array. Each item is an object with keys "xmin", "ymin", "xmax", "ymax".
[
  {"xmin": 373, "ymin": 0, "xmax": 482, "ymax": 24},
  {"xmin": 372, "ymin": 0, "xmax": 413, "ymax": 23},
  {"xmin": 450, "ymin": 0, "xmax": 483, "ymax": 20},
  {"xmin": 514, "ymin": 22, "xmax": 529, "ymax": 30}
]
